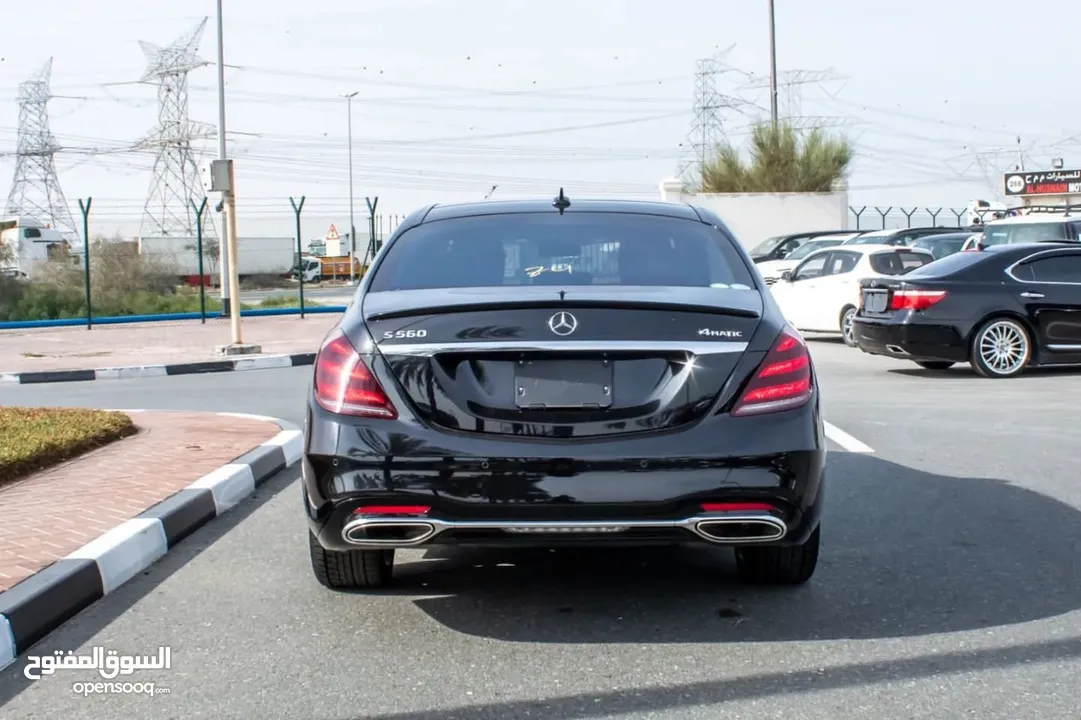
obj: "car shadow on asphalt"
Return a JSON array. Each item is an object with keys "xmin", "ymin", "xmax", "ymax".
[
  {"xmin": 349, "ymin": 636, "xmax": 1081, "ymax": 720},
  {"xmin": 378, "ymin": 452, "xmax": 1081, "ymax": 644}
]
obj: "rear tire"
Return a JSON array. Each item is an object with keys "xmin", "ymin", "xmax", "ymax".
[
  {"xmin": 735, "ymin": 526, "xmax": 820, "ymax": 586},
  {"xmin": 309, "ymin": 531, "xmax": 394, "ymax": 590},
  {"xmin": 914, "ymin": 361, "xmax": 954, "ymax": 371},
  {"xmin": 969, "ymin": 317, "xmax": 1031, "ymax": 379},
  {"xmin": 840, "ymin": 306, "xmax": 858, "ymax": 347}
]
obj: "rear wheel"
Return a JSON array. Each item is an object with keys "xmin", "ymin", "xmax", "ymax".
[
  {"xmin": 970, "ymin": 317, "xmax": 1031, "ymax": 379},
  {"xmin": 914, "ymin": 361, "xmax": 954, "ymax": 371},
  {"xmin": 735, "ymin": 526, "xmax": 820, "ymax": 585},
  {"xmin": 840, "ymin": 306, "xmax": 858, "ymax": 347},
  {"xmin": 309, "ymin": 531, "xmax": 394, "ymax": 590}
]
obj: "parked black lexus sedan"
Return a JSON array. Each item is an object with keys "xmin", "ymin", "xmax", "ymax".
[
  {"xmin": 303, "ymin": 194, "xmax": 827, "ymax": 590},
  {"xmin": 852, "ymin": 241, "xmax": 1081, "ymax": 378}
]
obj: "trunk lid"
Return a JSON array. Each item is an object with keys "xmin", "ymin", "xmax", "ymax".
[{"xmin": 360, "ymin": 286, "xmax": 764, "ymax": 438}]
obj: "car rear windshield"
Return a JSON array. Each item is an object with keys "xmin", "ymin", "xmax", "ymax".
[
  {"xmin": 981, "ymin": 222, "xmax": 1069, "ymax": 245},
  {"xmin": 368, "ymin": 212, "xmax": 757, "ymax": 291},
  {"xmin": 902, "ymin": 250, "xmax": 987, "ymax": 277},
  {"xmin": 868, "ymin": 251, "xmax": 933, "ymax": 275}
]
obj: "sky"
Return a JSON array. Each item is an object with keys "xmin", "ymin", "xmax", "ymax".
[{"xmin": 2, "ymin": 0, "xmax": 1079, "ymax": 242}]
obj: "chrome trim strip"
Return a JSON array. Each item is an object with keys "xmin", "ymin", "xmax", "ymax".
[
  {"xmin": 1047, "ymin": 344, "xmax": 1081, "ymax": 351},
  {"xmin": 1003, "ymin": 247, "xmax": 1081, "ymax": 286},
  {"xmin": 341, "ymin": 513, "xmax": 787, "ymax": 548},
  {"xmin": 375, "ymin": 340, "xmax": 749, "ymax": 356}
]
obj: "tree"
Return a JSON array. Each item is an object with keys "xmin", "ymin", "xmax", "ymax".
[
  {"xmin": 0, "ymin": 239, "xmax": 12, "ymax": 267},
  {"xmin": 700, "ymin": 120, "xmax": 853, "ymax": 193}
]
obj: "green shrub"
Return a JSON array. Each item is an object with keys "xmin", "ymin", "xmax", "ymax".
[{"xmin": 0, "ymin": 240, "xmax": 323, "ymax": 321}]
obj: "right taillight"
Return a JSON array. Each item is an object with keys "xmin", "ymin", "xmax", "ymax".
[
  {"xmin": 313, "ymin": 330, "xmax": 398, "ymax": 418},
  {"xmin": 731, "ymin": 327, "xmax": 813, "ymax": 417},
  {"xmin": 889, "ymin": 289, "xmax": 947, "ymax": 311}
]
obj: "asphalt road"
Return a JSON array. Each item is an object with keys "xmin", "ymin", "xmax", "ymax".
[
  {"xmin": 241, "ymin": 285, "xmax": 355, "ymax": 306},
  {"xmin": 3, "ymin": 340, "xmax": 1081, "ymax": 719}
]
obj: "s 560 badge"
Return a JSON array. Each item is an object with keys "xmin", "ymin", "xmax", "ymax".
[{"xmin": 383, "ymin": 329, "xmax": 427, "ymax": 339}]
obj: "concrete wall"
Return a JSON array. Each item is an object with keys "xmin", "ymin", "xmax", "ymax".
[{"xmin": 659, "ymin": 178, "xmax": 850, "ymax": 250}]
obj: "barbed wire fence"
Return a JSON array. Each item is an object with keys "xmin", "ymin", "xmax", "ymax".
[{"xmin": 850, "ymin": 205, "xmax": 979, "ymax": 230}]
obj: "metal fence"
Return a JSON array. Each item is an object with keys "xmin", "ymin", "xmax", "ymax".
[
  {"xmin": 849, "ymin": 205, "xmax": 980, "ymax": 230},
  {"xmin": 1, "ymin": 198, "xmax": 994, "ymax": 327},
  {"xmin": 0, "ymin": 196, "xmax": 406, "ymax": 327}
]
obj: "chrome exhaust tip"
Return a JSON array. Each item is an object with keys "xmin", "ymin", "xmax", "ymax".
[
  {"xmin": 885, "ymin": 344, "xmax": 908, "ymax": 355},
  {"xmin": 342, "ymin": 519, "xmax": 437, "ymax": 547},
  {"xmin": 693, "ymin": 516, "xmax": 787, "ymax": 544}
]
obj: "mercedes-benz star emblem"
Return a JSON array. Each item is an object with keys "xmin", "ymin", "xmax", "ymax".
[{"xmin": 548, "ymin": 311, "xmax": 578, "ymax": 336}]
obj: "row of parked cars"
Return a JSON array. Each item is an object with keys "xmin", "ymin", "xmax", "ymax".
[{"xmin": 753, "ymin": 206, "xmax": 1081, "ymax": 378}]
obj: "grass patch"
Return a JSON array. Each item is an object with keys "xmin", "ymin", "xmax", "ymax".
[
  {"xmin": 0, "ymin": 407, "xmax": 138, "ymax": 485},
  {"xmin": 256, "ymin": 294, "xmax": 325, "ymax": 309}
]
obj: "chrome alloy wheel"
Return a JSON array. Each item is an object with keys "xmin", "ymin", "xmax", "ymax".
[
  {"xmin": 977, "ymin": 320, "xmax": 1028, "ymax": 375},
  {"xmin": 841, "ymin": 309, "xmax": 856, "ymax": 346}
]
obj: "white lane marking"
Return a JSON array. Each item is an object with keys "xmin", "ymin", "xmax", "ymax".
[{"xmin": 824, "ymin": 421, "xmax": 874, "ymax": 453}]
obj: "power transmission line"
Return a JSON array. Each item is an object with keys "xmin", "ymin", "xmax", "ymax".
[
  {"xmin": 3, "ymin": 58, "xmax": 79, "ymax": 243},
  {"xmin": 133, "ymin": 18, "xmax": 217, "ymax": 238},
  {"xmin": 676, "ymin": 47, "xmax": 756, "ymax": 188}
]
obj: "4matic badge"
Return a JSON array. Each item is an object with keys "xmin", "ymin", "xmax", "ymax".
[{"xmin": 698, "ymin": 328, "xmax": 743, "ymax": 338}]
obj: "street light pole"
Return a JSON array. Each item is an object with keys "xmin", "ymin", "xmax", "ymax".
[
  {"xmin": 212, "ymin": 0, "xmax": 251, "ymax": 352},
  {"xmin": 215, "ymin": 0, "xmax": 232, "ymax": 318},
  {"xmin": 767, "ymin": 0, "xmax": 779, "ymax": 129},
  {"xmin": 346, "ymin": 91, "xmax": 358, "ymax": 284}
]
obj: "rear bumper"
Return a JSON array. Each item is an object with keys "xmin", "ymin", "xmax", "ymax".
[
  {"xmin": 302, "ymin": 399, "xmax": 827, "ymax": 551},
  {"xmin": 852, "ymin": 316, "xmax": 969, "ymax": 362}
]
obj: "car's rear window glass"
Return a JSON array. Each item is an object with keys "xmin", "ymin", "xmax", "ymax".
[
  {"xmin": 368, "ymin": 212, "xmax": 757, "ymax": 291},
  {"xmin": 903, "ymin": 250, "xmax": 988, "ymax": 277},
  {"xmin": 868, "ymin": 251, "xmax": 934, "ymax": 275}
]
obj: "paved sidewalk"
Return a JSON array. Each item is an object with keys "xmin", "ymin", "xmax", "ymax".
[
  {"xmin": 0, "ymin": 411, "xmax": 282, "ymax": 592},
  {"xmin": 0, "ymin": 315, "xmax": 340, "ymax": 375}
]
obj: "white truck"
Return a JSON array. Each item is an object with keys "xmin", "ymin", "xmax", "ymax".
[
  {"xmin": 0, "ymin": 216, "xmax": 71, "ymax": 278},
  {"xmin": 136, "ymin": 235, "xmax": 302, "ymax": 285}
]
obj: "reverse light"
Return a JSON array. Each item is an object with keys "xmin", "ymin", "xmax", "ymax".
[
  {"xmin": 731, "ymin": 327, "xmax": 813, "ymax": 417},
  {"xmin": 313, "ymin": 330, "xmax": 398, "ymax": 418},
  {"xmin": 889, "ymin": 289, "xmax": 947, "ymax": 312}
]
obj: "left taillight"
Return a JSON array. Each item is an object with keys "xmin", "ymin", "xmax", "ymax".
[
  {"xmin": 889, "ymin": 289, "xmax": 947, "ymax": 312},
  {"xmin": 313, "ymin": 330, "xmax": 398, "ymax": 418}
]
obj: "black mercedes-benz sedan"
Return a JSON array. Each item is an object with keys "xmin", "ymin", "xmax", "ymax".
[
  {"xmin": 302, "ymin": 193, "xmax": 826, "ymax": 590},
  {"xmin": 852, "ymin": 241, "xmax": 1081, "ymax": 378}
]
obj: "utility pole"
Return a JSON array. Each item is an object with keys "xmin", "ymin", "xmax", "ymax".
[
  {"xmin": 211, "ymin": 0, "xmax": 257, "ymax": 354},
  {"xmin": 346, "ymin": 91, "xmax": 358, "ymax": 284},
  {"xmin": 214, "ymin": 0, "xmax": 234, "ymax": 318},
  {"xmin": 768, "ymin": 0, "xmax": 779, "ymax": 129}
]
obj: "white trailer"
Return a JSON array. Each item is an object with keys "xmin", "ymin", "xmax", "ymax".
[{"xmin": 136, "ymin": 235, "xmax": 299, "ymax": 282}]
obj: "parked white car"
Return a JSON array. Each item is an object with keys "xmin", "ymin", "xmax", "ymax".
[
  {"xmin": 768, "ymin": 244, "xmax": 935, "ymax": 346},
  {"xmin": 756, "ymin": 233, "xmax": 861, "ymax": 286}
]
